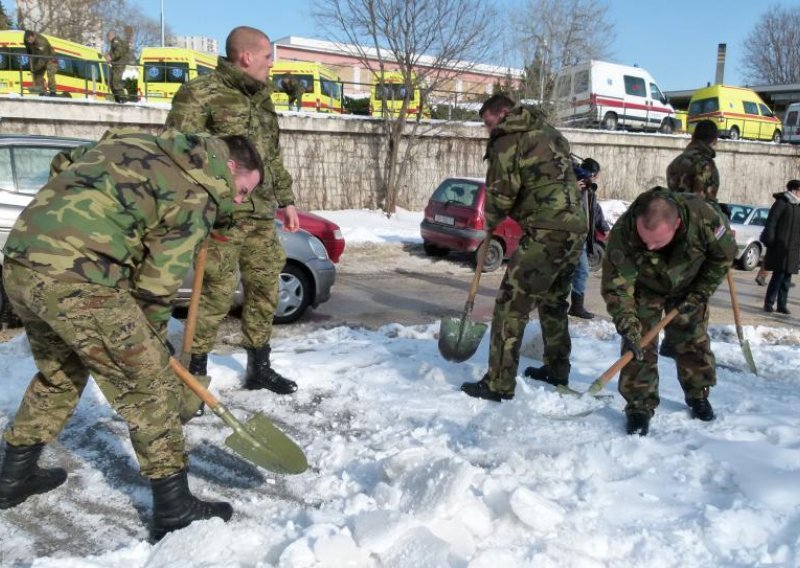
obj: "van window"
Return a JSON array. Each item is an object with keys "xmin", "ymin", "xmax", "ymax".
[
  {"xmin": 321, "ymin": 79, "xmax": 340, "ymax": 98},
  {"xmin": 0, "ymin": 147, "xmax": 12, "ymax": 191},
  {"xmin": 758, "ymin": 103, "xmax": 773, "ymax": 118},
  {"xmin": 786, "ymin": 110, "xmax": 798, "ymax": 127},
  {"xmin": 623, "ymin": 75, "xmax": 646, "ymax": 97},
  {"xmin": 649, "ymin": 82, "xmax": 665, "ymax": 102},
  {"xmin": 556, "ymin": 75, "xmax": 571, "ymax": 98},
  {"xmin": 688, "ymin": 97, "xmax": 719, "ymax": 116},
  {"xmin": 197, "ymin": 64, "xmax": 214, "ymax": 76},
  {"xmin": 144, "ymin": 63, "xmax": 189, "ymax": 84},
  {"xmin": 574, "ymin": 70, "xmax": 589, "ymax": 94},
  {"xmin": 743, "ymin": 101, "xmax": 759, "ymax": 115}
]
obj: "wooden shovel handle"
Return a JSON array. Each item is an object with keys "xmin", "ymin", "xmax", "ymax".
[
  {"xmin": 169, "ymin": 357, "xmax": 219, "ymax": 408},
  {"xmin": 466, "ymin": 231, "xmax": 494, "ymax": 306},
  {"xmin": 182, "ymin": 239, "xmax": 209, "ymax": 355},
  {"xmin": 726, "ymin": 270, "xmax": 744, "ymax": 328},
  {"xmin": 592, "ymin": 308, "xmax": 680, "ymax": 390}
]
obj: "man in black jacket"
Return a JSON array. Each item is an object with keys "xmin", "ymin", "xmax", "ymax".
[{"xmin": 761, "ymin": 180, "xmax": 800, "ymax": 314}]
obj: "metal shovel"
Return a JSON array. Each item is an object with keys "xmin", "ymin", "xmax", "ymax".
[
  {"xmin": 726, "ymin": 270, "xmax": 758, "ymax": 375},
  {"xmin": 438, "ymin": 234, "xmax": 492, "ymax": 362},
  {"xmin": 170, "ymin": 357, "xmax": 308, "ymax": 475}
]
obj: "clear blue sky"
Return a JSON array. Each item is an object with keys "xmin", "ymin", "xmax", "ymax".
[{"xmin": 11, "ymin": 0, "xmax": 771, "ymax": 91}]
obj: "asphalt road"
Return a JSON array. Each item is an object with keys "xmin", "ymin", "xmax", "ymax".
[{"xmin": 271, "ymin": 243, "xmax": 798, "ymax": 336}]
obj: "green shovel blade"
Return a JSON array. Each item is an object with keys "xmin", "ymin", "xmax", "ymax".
[{"xmin": 438, "ymin": 316, "xmax": 488, "ymax": 363}]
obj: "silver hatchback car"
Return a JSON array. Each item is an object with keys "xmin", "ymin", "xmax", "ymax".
[{"xmin": 0, "ymin": 134, "xmax": 335, "ymax": 325}]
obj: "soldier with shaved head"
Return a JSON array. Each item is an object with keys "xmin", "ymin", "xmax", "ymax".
[
  {"xmin": 166, "ymin": 26, "xmax": 301, "ymax": 397},
  {"xmin": 601, "ymin": 188, "xmax": 736, "ymax": 436}
]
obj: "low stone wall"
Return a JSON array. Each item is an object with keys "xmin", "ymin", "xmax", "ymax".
[{"xmin": 2, "ymin": 97, "xmax": 798, "ymax": 209}]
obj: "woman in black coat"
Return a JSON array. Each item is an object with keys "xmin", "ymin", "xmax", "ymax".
[{"xmin": 761, "ymin": 180, "xmax": 800, "ymax": 314}]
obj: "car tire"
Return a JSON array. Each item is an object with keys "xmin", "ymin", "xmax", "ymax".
[
  {"xmin": 602, "ymin": 112, "xmax": 618, "ymax": 131},
  {"xmin": 773, "ymin": 130, "xmax": 782, "ymax": 143},
  {"xmin": 477, "ymin": 239, "xmax": 504, "ymax": 273},
  {"xmin": 422, "ymin": 241, "xmax": 448, "ymax": 257},
  {"xmin": 588, "ymin": 242, "xmax": 605, "ymax": 273},
  {"xmin": 738, "ymin": 243, "xmax": 761, "ymax": 272},
  {"xmin": 659, "ymin": 119, "xmax": 674, "ymax": 135},
  {"xmin": 274, "ymin": 263, "xmax": 312, "ymax": 325},
  {"xmin": 729, "ymin": 126, "xmax": 740, "ymax": 140}
]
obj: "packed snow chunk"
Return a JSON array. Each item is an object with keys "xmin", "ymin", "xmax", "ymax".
[
  {"xmin": 467, "ymin": 548, "xmax": 525, "ymax": 568},
  {"xmin": 377, "ymin": 527, "xmax": 450, "ymax": 568},
  {"xmin": 148, "ymin": 519, "xmax": 269, "ymax": 566},
  {"xmin": 704, "ymin": 504, "xmax": 779, "ymax": 564},
  {"xmin": 350, "ymin": 510, "xmax": 414, "ymax": 552},
  {"xmin": 509, "ymin": 486, "xmax": 566, "ymax": 534},
  {"xmin": 278, "ymin": 524, "xmax": 371, "ymax": 568},
  {"xmin": 394, "ymin": 457, "xmax": 478, "ymax": 519}
]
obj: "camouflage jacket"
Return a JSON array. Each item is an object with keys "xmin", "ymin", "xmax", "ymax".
[
  {"xmin": 165, "ymin": 56, "xmax": 294, "ymax": 221},
  {"xmin": 24, "ymin": 34, "xmax": 55, "ymax": 73},
  {"xmin": 107, "ymin": 36, "xmax": 129, "ymax": 65},
  {"xmin": 3, "ymin": 128, "xmax": 235, "ymax": 334},
  {"xmin": 666, "ymin": 140, "xmax": 720, "ymax": 202},
  {"xmin": 601, "ymin": 188, "xmax": 736, "ymax": 338},
  {"xmin": 484, "ymin": 105, "xmax": 586, "ymax": 234}
]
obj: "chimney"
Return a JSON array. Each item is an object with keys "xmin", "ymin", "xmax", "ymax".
[{"xmin": 715, "ymin": 43, "xmax": 726, "ymax": 85}]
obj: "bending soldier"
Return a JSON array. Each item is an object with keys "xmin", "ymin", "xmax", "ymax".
[
  {"xmin": 461, "ymin": 94, "xmax": 586, "ymax": 401},
  {"xmin": 667, "ymin": 119, "xmax": 720, "ymax": 202},
  {"xmin": 0, "ymin": 128, "xmax": 263, "ymax": 540},
  {"xmin": 601, "ymin": 188, "xmax": 736, "ymax": 436},
  {"xmin": 23, "ymin": 30, "xmax": 57, "ymax": 96},
  {"xmin": 106, "ymin": 30, "xmax": 130, "ymax": 103}
]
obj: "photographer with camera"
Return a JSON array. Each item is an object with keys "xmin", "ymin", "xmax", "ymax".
[{"xmin": 568, "ymin": 157, "xmax": 610, "ymax": 319}]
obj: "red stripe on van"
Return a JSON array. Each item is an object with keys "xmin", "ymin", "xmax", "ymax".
[
  {"xmin": 688, "ymin": 111, "xmax": 780, "ymax": 124},
  {"xmin": 587, "ymin": 94, "xmax": 673, "ymax": 115}
]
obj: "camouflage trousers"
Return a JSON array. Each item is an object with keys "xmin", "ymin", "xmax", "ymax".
[
  {"xmin": 110, "ymin": 64, "xmax": 126, "ymax": 102},
  {"xmin": 32, "ymin": 61, "xmax": 57, "ymax": 94},
  {"xmin": 191, "ymin": 217, "xmax": 286, "ymax": 352},
  {"xmin": 2, "ymin": 260, "xmax": 186, "ymax": 479},
  {"xmin": 619, "ymin": 292, "xmax": 716, "ymax": 414},
  {"xmin": 486, "ymin": 228, "xmax": 584, "ymax": 395}
]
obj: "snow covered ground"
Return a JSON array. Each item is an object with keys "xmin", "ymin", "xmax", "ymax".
[{"xmin": 1, "ymin": 206, "xmax": 798, "ymax": 568}]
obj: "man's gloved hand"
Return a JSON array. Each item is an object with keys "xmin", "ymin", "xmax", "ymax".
[
  {"xmin": 678, "ymin": 293, "xmax": 704, "ymax": 314},
  {"xmin": 622, "ymin": 333, "xmax": 644, "ymax": 361}
]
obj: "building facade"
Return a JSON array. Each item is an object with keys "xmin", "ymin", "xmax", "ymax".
[{"xmin": 168, "ymin": 35, "xmax": 219, "ymax": 56}]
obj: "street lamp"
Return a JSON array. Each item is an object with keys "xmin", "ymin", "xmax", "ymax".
[{"xmin": 160, "ymin": 0, "xmax": 165, "ymax": 47}]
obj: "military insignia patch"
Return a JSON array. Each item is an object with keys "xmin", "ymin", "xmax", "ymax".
[{"xmin": 714, "ymin": 224, "xmax": 726, "ymax": 240}]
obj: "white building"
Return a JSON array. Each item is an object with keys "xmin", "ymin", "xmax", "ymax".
[{"xmin": 168, "ymin": 35, "xmax": 219, "ymax": 55}]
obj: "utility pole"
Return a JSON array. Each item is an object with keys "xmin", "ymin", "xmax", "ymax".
[
  {"xmin": 160, "ymin": 0, "xmax": 165, "ymax": 47},
  {"xmin": 539, "ymin": 39, "xmax": 548, "ymax": 103}
]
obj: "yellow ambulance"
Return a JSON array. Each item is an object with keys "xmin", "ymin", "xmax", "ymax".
[
  {"xmin": 0, "ymin": 30, "xmax": 110, "ymax": 100},
  {"xmin": 137, "ymin": 46, "xmax": 217, "ymax": 102},
  {"xmin": 370, "ymin": 71, "xmax": 430, "ymax": 119},
  {"xmin": 269, "ymin": 61, "xmax": 343, "ymax": 113},
  {"xmin": 687, "ymin": 85, "xmax": 782, "ymax": 143}
]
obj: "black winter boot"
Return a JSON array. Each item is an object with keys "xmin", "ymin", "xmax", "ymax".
[
  {"xmin": 568, "ymin": 292, "xmax": 594, "ymax": 319},
  {"xmin": 244, "ymin": 343, "xmax": 297, "ymax": 394},
  {"xmin": 626, "ymin": 412, "xmax": 651, "ymax": 436},
  {"xmin": 524, "ymin": 365, "xmax": 568, "ymax": 387},
  {"xmin": 150, "ymin": 469, "xmax": 233, "ymax": 541},
  {"xmin": 0, "ymin": 443, "xmax": 67, "ymax": 509},
  {"xmin": 188, "ymin": 353, "xmax": 208, "ymax": 376},
  {"xmin": 460, "ymin": 375, "xmax": 513, "ymax": 402},
  {"xmin": 687, "ymin": 397, "xmax": 715, "ymax": 421}
]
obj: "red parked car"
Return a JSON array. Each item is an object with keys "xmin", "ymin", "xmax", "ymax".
[
  {"xmin": 276, "ymin": 208, "xmax": 346, "ymax": 263},
  {"xmin": 420, "ymin": 177, "xmax": 607, "ymax": 272}
]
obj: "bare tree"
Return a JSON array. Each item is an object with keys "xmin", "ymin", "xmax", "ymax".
[
  {"xmin": 514, "ymin": 0, "xmax": 615, "ymax": 101},
  {"xmin": 314, "ymin": 0, "xmax": 497, "ymax": 215},
  {"xmin": 742, "ymin": 4, "xmax": 800, "ymax": 84}
]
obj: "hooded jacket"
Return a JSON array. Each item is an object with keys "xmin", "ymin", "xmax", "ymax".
[
  {"xmin": 761, "ymin": 190, "xmax": 800, "ymax": 273},
  {"xmin": 666, "ymin": 139, "xmax": 720, "ymax": 202},
  {"xmin": 483, "ymin": 105, "xmax": 586, "ymax": 234}
]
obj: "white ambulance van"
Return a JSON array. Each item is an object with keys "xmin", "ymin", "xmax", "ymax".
[
  {"xmin": 782, "ymin": 102, "xmax": 800, "ymax": 144},
  {"xmin": 553, "ymin": 60, "xmax": 677, "ymax": 133}
]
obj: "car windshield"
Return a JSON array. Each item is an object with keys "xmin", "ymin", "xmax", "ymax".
[
  {"xmin": 722, "ymin": 204, "xmax": 754, "ymax": 224},
  {"xmin": 430, "ymin": 179, "xmax": 481, "ymax": 206}
]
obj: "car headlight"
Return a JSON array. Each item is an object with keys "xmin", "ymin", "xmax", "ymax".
[
  {"xmin": 333, "ymin": 229, "xmax": 343, "ymax": 240},
  {"xmin": 308, "ymin": 235, "xmax": 328, "ymax": 259}
]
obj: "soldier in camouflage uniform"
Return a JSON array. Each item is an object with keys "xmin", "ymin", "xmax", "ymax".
[
  {"xmin": 23, "ymin": 30, "xmax": 57, "ymax": 96},
  {"xmin": 0, "ymin": 128, "xmax": 263, "ymax": 540},
  {"xmin": 666, "ymin": 119, "xmax": 720, "ymax": 202},
  {"xmin": 105, "ymin": 30, "xmax": 130, "ymax": 103},
  {"xmin": 461, "ymin": 94, "xmax": 586, "ymax": 402},
  {"xmin": 601, "ymin": 188, "xmax": 736, "ymax": 436},
  {"xmin": 279, "ymin": 74, "xmax": 305, "ymax": 111},
  {"xmin": 165, "ymin": 26, "xmax": 301, "ymax": 396}
]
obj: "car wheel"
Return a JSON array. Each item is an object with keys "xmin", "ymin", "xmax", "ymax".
[
  {"xmin": 773, "ymin": 130, "xmax": 782, "ymax": 143},
  {"xmin": 477, "ymin": 239, "xmax": 504, "ymax": 273},
  {"xmin": 729, "ymin": 126, "xmax": 740, "ymax": 140},
  {"xmin": 659, "ymin": 119, "xmax": 674, "ymax": 134},
  {"xmin": 422, "ymin": 241, "xmax": 448, "ymax": 257},
  {"xmin": 274, "ymin": 263, "xmax": 312, "ymax": 324},
  {"xmin": 738, "ymin": 243, "xmax": 761, "ymax": 271},
  {"xmin": 602, "ymin": 112, "xmax": 618, "ymax": 131},
  {"xmin": 587, "ymin": 242, "xmax": 605, "ymax": 273}
]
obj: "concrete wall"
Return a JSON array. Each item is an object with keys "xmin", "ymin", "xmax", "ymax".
[{"xmin": 2, "ymin": 98, "xmax": 798, "ymax": 209}]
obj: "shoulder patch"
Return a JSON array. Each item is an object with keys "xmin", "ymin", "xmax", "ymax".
[{"xmin": 714, "ymin": 224, "xmax": 727, "ymax": 240}]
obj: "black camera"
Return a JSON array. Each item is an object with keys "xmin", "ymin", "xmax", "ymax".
[{"xmin": 573, "ymin": 165, "xmax": 598, "ymax": 191}]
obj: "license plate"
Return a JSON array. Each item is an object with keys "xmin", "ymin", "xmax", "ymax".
[{"xmin": 434, "ymin": 214, "xmax": 455, "ymax": 225}]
